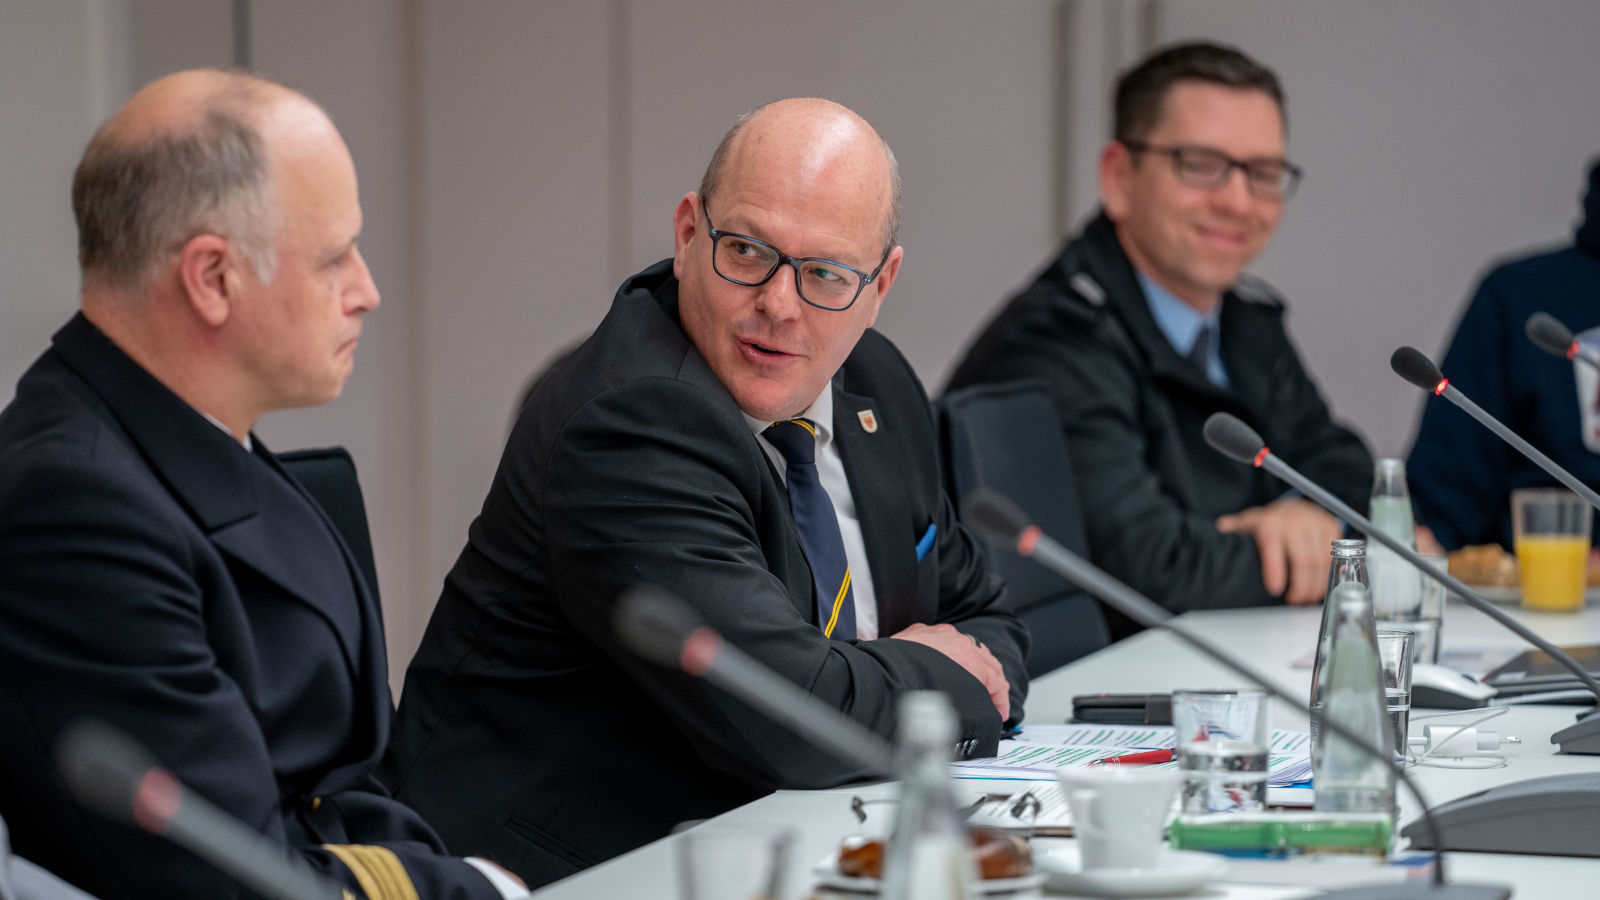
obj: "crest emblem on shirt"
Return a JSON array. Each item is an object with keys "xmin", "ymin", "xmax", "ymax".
[{"xmin": 857, "ymin": 409, "xmax": 879, "ymax": 434}]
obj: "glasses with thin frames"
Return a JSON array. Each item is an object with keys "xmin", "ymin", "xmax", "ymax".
[
  {"xmin": 702, "ymin": 198, "xmax": 890, "ymax": 312},
  {"xmin": 1123, "ymin": 141, "xmax": 1303, "ymax": 200}
]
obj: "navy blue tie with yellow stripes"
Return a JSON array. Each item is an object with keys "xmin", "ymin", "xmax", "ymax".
[{"xmin": 763, "ymin": 418, "xmax": 857, "ymax": 640}]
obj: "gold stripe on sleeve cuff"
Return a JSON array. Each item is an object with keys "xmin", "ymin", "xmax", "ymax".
[{"xmin": 323, "ymin": 844, "xmax": 421, "ymax": 900}]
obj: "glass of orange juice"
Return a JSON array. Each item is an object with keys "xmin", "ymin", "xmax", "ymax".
[{"xmin": 1512, "ymin": 488, "xmax": 1593, "ymax": 611}]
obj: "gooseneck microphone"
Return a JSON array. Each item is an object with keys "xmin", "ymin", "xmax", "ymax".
[
  {"xmin": 1391, "ymin": 346, "xmax": 1600, "ymax": 514},
  {"xmin": 614, "ymin": 586, "xmax": 895, "ymax": 774},
  {"xmin": 55, "ymin": 720, "xmax": 343, "ymax": 900},
  {"xmin": 965, "ymin": 490, "xmax": 1505, "ymax": 900},
  {"xmin": 1526, "ymin": 312, "xmax": 1600, "ymax": 372},
  {"xmin": 1203, "ymin": 412, "xmax": 1600, "ymax": 756}
]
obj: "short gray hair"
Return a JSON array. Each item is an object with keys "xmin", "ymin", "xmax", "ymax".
[
  {"xmin": 72, "ymin": 77, "xmax": 281, "ymax": 290},
  {"xmin": 697, "ymin": 104, "xmax": 903, "ymax": 253}
]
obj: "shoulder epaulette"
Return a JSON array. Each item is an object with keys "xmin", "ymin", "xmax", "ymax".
[
  {"xmin": 1067, "ymin": 272, "xmax": 1107, "ymax": 307},
  {"xmin": 1232, "ymin": 274, "xmax": 1286, "ymax": 309}
]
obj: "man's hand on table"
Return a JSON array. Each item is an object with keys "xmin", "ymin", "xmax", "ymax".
[
  {"xmin": 888, "ymin": 622, "xmax": 1010, "ymax": 720},
  {"xmin": 1216, "ymin": 497, "xmax": 1343, "ymax": 605}
]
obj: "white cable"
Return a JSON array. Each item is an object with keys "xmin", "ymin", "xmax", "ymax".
[
  {"xmin": 1406, "ymin": 707, "xmax": 1512, "ymax": 769},
  {"xmin": 1409, "ymin": 706, "xmax": 1508, "ymax": 725}
]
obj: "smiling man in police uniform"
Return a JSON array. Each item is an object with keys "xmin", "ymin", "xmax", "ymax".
[{"xmin": 949, "ymin": 42, "xmax": 1373, "ymax": 625}]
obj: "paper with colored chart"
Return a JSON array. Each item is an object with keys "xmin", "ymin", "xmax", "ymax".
[{"xmin": 952, "ymin": 723, "xmax": 1313, "ymax": 787}]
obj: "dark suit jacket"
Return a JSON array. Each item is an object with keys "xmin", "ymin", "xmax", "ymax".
[
  {"xmin": 1, "ymin": 814, "xmax": 96, "ymax": 900},
  {"xmin": 382, "ymin": 261, "xmax": 1029, "ymax": 888},
  {"xmin": 1408, "ymin": 243, "xmax": 1600, "ymax": 550},
  {"xmin": 948, "ymin": 214, "xmax": 1372, "ymax": 623},
  {"xmin": 0, "ymin": 315, "xmax": 495, "ymax": 900}
]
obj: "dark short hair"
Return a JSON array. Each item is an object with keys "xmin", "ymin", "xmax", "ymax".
[
  {"xmin": 1113, "ymin": 42, "xmax": 1285, "ymax": 144},
  {"xmin": 72, "ymin": 72, "xmax": 282, "ymax": 290},
  {"xmin": 697, "ymin": 102, "xmax": 903, "ymax": 253}
]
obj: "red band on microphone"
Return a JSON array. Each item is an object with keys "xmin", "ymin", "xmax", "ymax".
[
  {"xmin": 1018, "ymin": 525, "xmax": 1042, "ymax": 557},
  {"xmin": 1252, "ymin": 447, "xmax": 1269, "ymax": 468},
  {"xmin": 132, "ymin": 768, "xmax": 182, "ymax": 836},
  {"xmin": 1433, "ymin": 378, "xmax": 1448, "ymax": 396},
  {"xmin": 679, "ymin": 627, "xmax": 723, "ymax": 677},
  {"xmin": 1569, "ymin": 343, "xmax": 1580, "ymax": 361}
]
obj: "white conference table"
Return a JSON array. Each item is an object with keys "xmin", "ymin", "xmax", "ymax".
[{"xmin": 532, "ymin": 597, "xmax": 1600, "ymax": 898}]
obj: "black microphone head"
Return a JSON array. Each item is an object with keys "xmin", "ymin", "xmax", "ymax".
[
  {"xmin": 1527, "ymin": 311, "xmax": 1576, "ymax": 358},
  {"xmin": 1202, "ymin": 413, "xmax": 1266, "ymax": 464},
  {"xmin": 56, "ymin": 719, "xmax": 157, "ymax": 825},
  {"xmin": 1391, "ymin": 346, "xmax": 1444, "ymax": 391},
  {"xmin": 963, "ymin": 488, "xmax": 1030, "ymax": 543},
  {"xmin": 614, "ymin": 585, "xmax": 705, "ymax": 669}
]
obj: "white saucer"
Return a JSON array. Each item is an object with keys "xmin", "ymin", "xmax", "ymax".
[
  {"xmin": 812, "ymin": 854, "xmax": 1048, "ymax": 895},
  {"xmin": 1036, "ymin": 846, "xmax": 1227, "ymax": 897}
]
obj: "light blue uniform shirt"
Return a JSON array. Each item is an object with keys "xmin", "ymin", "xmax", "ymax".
[{"xmin": 1137, "ymin": 270, "xmax": 1229, "ymax": 389}]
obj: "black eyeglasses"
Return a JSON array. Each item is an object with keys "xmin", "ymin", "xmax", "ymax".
[
  {"xmin": 701, "ymin": 198, "xmax": 890, "ymax": 312},
  {"xmin": 1123, "ymin": 141, "xmax": 1303, "ymax": 200}
]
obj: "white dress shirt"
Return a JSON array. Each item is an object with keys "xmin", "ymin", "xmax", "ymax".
[{"xmin": 746, "ymin": 387, "xmax": 880, "ymax": 640}]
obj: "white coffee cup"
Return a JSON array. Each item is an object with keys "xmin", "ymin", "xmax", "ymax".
[{"xmin": 1056, "ymin": 766, "xmax": 1181, "ymax": 870}]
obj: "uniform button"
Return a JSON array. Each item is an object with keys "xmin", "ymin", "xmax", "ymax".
[{"xmin": 311, "ymin": 797, "xmax": 323, "ymax": 810}]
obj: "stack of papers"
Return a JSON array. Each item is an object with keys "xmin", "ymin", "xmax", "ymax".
[
  {"xmin": 957, "ymin": 724, "xmax": 1317, "ymax": 832},
  {"xmin": 952, "ymin": 723, "xmax": 1313, "ymax": 787}
]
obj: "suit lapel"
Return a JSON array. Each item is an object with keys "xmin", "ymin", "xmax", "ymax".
[
  {"xmin": 210, "ymin": 443, "xmax": 366, "ymax": 673},
  {"xmin": 655, "ymin": 292, "xmax": 819, "ymax": 625},
  {"xmin": 50, "ymin": 314, "xmax": 366, "ymax": 676},
  {"xmin": 832, "ymin": 383, "xmax": 925, "ymax": 635},
  {"xmin": 251, "ymin": 445, "xmax": 395, "ymax": 788},
  {"xmin": 1216, "ymin": 297, "xmax": 1275, "ymax": 422}
]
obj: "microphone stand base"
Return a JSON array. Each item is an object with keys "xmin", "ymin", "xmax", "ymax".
[
  {"xmin": 1316, "ymin": 883, "xmax": 1509, "ymax": 900},
  {"xmin": 1552, "ymin": 708, "xmax": 1600, "ymax": 755}
]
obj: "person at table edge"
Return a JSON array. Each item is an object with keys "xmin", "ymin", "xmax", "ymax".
[
  {"xmin": 0, "ymin": 69, "xmax": 522, "ymax": 899},
  {"xmin": 947, "ymin": 42, "xmax": 1377, "ymax": 624},
  {"xmin": 381, "ymin": 98, "xmax": 1029, "ymax": 887},
  {"xmin": 1408, "ymin": 156, "xmax": 1600, "ymax": 551}
]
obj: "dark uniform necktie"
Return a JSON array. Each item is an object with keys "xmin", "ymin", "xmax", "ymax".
[
  {"xmin": 1188, "ymin": 324, "xmax": 1215, "ymax": 374},
  {"xmin": 763, "ymin": 418, "xmax": 857, "ymax": 640}
]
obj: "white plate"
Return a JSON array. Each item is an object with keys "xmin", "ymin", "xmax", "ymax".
[
  {"xmin": 1457, "ymin": 583, "xmax": 1519, "ymax": 603},
  {"xmin": 1036, "ymin": 846, "xmax": 1227, "ymax": 898},
  {"xmin": 811, "ymin": 854, "xmax": 1047, "ymax": 895}
]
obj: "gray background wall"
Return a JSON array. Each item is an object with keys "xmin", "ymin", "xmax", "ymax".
[{"xmin": 4, "ymin": 0, "xmax": 1598, "ymax": 689}]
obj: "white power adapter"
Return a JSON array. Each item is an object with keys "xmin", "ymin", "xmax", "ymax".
[
  {"xmin": 1408, "ymin": 705, "xmax": 1518, "ymax": 767},
  {"xmin": 1420, "ymin": 724, "xmax": 1519, "ymax": 757}
]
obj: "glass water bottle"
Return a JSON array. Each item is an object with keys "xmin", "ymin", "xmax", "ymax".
[
  {"xmin": 880, "ymin": 691, "xmax": 978, "ymax": 900},
  {"xmin": 1368, "ymin": 458, "xmax": 1421, "ymax": 620},
  {"xmin": 1311, "ymin": 540, "xmax": 1370, "ymax": 707},
  {"xmin": 1311, "ymin": 590, "xmax": 1396, "ymax": 822}
]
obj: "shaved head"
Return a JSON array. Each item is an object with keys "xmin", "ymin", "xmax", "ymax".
[
  {"xmin": 698, "ymin": 98, "xmax": 901, "ymax": 252},
  {"xmin": 72, "ymin": 69, "xmax": 320, "ymax": 291},
  {"xmin": 673, "ymin": 97, "xmax": 906, "ymax": 421}
]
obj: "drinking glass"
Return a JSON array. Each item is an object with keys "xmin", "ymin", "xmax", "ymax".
[
  {"xmin": 1410, "ymin": 552, "xmax": 1447, "ymax": 664},
  {"xmin": 1376, "ymin": 629, "xmax": 1414, "ymax": 764},
  {"xmin": 1512, "ymin": 488, "xmax": 1592, "ymax": 611},
  {"xmin": 1173, "ymin": 688, "xmax": 1269, "ymax": 816},
  {"xmin": 678, "ymin": 823, "xmax": 794, "ymax": 900}
]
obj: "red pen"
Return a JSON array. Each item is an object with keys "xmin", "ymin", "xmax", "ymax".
[{"xmin": 1089, "ymin": 748, "xmax": 1174, "ymax": 766}]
